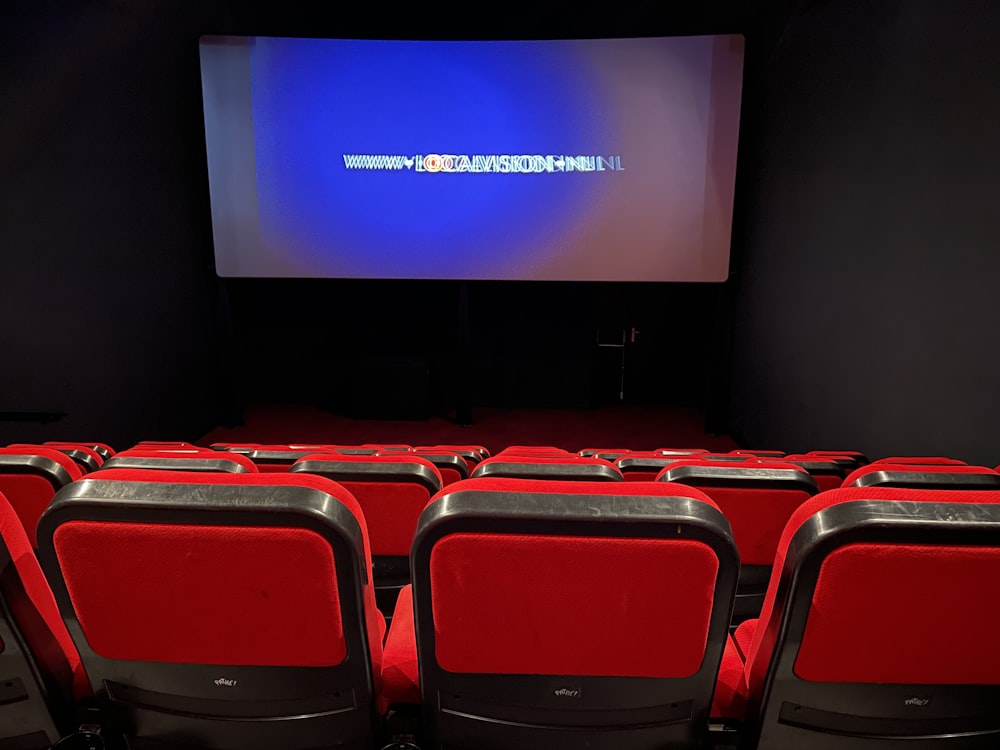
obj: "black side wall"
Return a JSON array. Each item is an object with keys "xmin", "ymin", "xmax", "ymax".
[
  {"xmin": 732, "ymin": 0, "xmax": 1000, "ymax": 464},
  {"xmin": 0, "ymin": 2, "xmax": 221, "ymax": 446}
]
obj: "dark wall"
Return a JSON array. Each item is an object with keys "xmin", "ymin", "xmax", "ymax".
[
  {"xmin": 0, "ymin": 2, "xmax": 222, "ymax": 446},
  {"xmin": 732, "ymin": 0, "xmax": 1000, "ymax": 463}
]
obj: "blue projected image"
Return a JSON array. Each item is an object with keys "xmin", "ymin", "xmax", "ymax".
[{"xmin": 200, "ymin": 34, "xmax": 744, "ymax": 281}]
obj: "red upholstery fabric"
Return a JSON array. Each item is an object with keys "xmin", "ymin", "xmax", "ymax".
[
  {"xmin": 658, "ymin": 461, "xmax": 814, "ymax": 565},
  {"xmin": 339, "ymin": 481, "xmax": 433, "ymax": 555},
  {"xmin": 711, "ymin": 635, "xmax": 748, "ymax": 720},
  {"xmin": 843, "ymin": 463, "xmax": 996, "ymax": 487},
  {"xmin": 436, "ymin": 468, "xmax": 463, "ymax": 486},
  {"xmin": 745, "ymin": 487, "xmax": 1000, "ymax": 698},
  {"xmin": 381, "ymin": 588, "xmax": 748, "ymax": 720},
  {"xmin": 674, "ymin": 485, "xmax": 811, "ymax": 566},
  {"xmin": 416, "ymin": 445, "xmax": 487, "ymax": 460},
  {"xmin": 381, "ymin": 584, "xmax": 419, "ymax": 711},
  {"xmin": 55, "ymin": 522, "xmax": 346, "ymax": 666},
  {"xmin": 0, "ymin": 475, "xmax": 62, "ymax": 547},
  {"xmin": 813, "ymin": 475, "xmax": 842, "ymax": 492},
  {"xmin": 53, "ymin": 470, "xmax": 382, "ymax": 679},
  {"xmin": 430, "ymin": 533, "xmax": 718, "ymax": 677},
  {"xmin": 295, "ymin": 454, "xmax": 442, "ymax": 556},
  {"xmin": 497, "ymin": 446, "xmax": 568, "ymax": 455},
  {"xmin": 794, "ymin": 542, "xmax": 1000, "ymax": 684},
  {"xmin": 733, "ymin": 619, "xmax": 756, "ymax": 663},
  {"xmin": 0, "ymin": 446, "xmax": 83, "ymax": 545},
  {"xmin": 0, "ymin": 491, "xmax": 85, "ymax": 698}
]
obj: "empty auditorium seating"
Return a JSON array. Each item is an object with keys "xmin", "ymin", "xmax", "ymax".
[
  {"xmin": 730, "ymin": 449, "xmax": 786, "ymax": 458},
  {"xmin": 289, "ymin": 454, "xmax": 442, "ymax": 617},
  {"xmin": 408, "ymin": 450, "xmax": 470, "ymax": 485},
  {"xmin": 31, "ymin": 443, "xmax": 104, "ymax": 473},
  {"xmin": 779, "ymin": 455, "xmax": 851, "ymax": 492},
  {"xmin": 658, "ymin": 460, "xmax": 818, "ymax": 622},
  {"xmin": 0, "ymin": 447, "xmax": 82, "ymax": 547},
  {"xmin": 615, "ymin": 452, "xmax": 688, "ymax": 481},
  {"xmin": 414, "ymin": 445, "xmax": 489, "ymax": 465},
  {"xmin": 36, "ymin": 470, "xmax": 383, "ymax": 750},
  {"xmin": 102, "ymin": 450, "xmax": 258, "ymax": 473},
  {"xmin": 735, "ymin": 486, "xmax": 1000, "ymax": 750},
  {"xmin": 247, "ymin": 446, "xmax": 340, "ymax": 471},
  {"xmin": 0, "ymin": 490, "xmax": 82, "ymax": 748},
  {"xmin": 209, "ymin": 442, "xmax": 259, "ymax": 453},
  {"xmin": 806, "ymin": 449, "xmax": 868, "ymax": 465},
  {"xmin": 45, "ymin": 442, "xmax": 115, "ymax": 462},
  {"xmin": 494, "ymin": 446, "xmax": 575, "ymax": 460},
  {"xmin": 578, "ymin": 447, "xmax": 632, "ymax": 459},
  {"xmin": 656, "ymin": 448, "xmax": 710, "ymax": 456},
  {"xmin": 380, "ymin": 478, "xmax": 741, "ymax": 750},
  {"xmin": 843, "ymin": 463, "xmax": 1000, "ymax": 489},
  {"xmin": 471, "ymin": 455, "xmax": 624, "ymax": 481}
]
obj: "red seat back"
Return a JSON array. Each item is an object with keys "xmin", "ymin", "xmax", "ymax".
[
  {"xmin": 743, "ymin": 487, "xmax": 1000, "ymax": 750},
  {"xmin": 37, "ymin": 470, "xmax": 382, "ymax": 750},
  {"xmin": 0, "ymin": 447, "xmax": 82, "ymax": 546},
  {"xmin": 408, "ymin": 477, "xmax": 738, "ymax": 749},
  {"xmin": 0, "ymin": 490, "xmax": 83, "ymax": 745}
]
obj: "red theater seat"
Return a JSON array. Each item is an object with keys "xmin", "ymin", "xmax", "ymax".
[
  {"xmin": 736, "ymin": 487, "xmax": 1000, "ymax": 750},
  {"xmin": 29, "ymin": 443, "xmax": 104, "ymax": 473},
  {"xmin": 658, "ymin": 460, "xmax": 818, "ymax": 622},
  {"xmin": 0, "ymin": 490, "xmax": 83, "ymax": 747},
  {"xmin": 778, "ymin": 455, "xmax": 850, "ymax": 492},
  {"xmin": 409, "ymin": 450, "xmax": 470, "ymax": 486},
  {"xmin": 380, "ymin": 478, "xmax": 742, "ymax": 750},
  {"xmin": 0, "ymin": 447, "xmax": 82, "ymax": 547},
  {"xmin": 37, "ymin": 470, "xmax": 383, "ymax": 750},
  {"xmin": 577, "ymin": 447, "xmax": 632, "ymax": 459},
  {"xmin": 290, "ymin": 455, "xmax": 442, "ymax": 618},
  {"xmin": 730, "ymin": 450, "xmax": 786, "ymax": 458},
  {"xmin": 844, "ymin": 463, "xmax": 1000, "ymax": 489},
  {"xmin": 102, "ymin": 451, "xmax": 258, "ymax": 473},
  {"xmin": 615, "ymin": 452, "xmax": 690, "ymax": 481},
  {"xmin": 415, "ymin": 445, "xmax": 488, "ymax": 467},
  {"xmin": 471, "ymin": 456, "xmax": 624, "ymax": 482},
  {"xmin": 45, "ymin": 442, "xmax": 115, "ymax": 462},
  {"xmin": 247, "ymin": 446, "xmax": 340, "ymax": 471},
  {"xmin": 806, "ymin": 449, "xmax": 868, "ymax": 465}
]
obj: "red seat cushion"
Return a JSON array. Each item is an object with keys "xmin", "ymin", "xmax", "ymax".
[
  {"xmin": 0, "ymin": 447, "xmax": 83, "ymax": 546},
  {"xmin": 0, "ymin": 491, "xmax": 86, "ymax": 698}
]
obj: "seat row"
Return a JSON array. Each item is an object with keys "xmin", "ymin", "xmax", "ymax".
[
  {"xmin": 0, "ymin": 469, "xmax": 997, "ymax": 749},
  {"xmin": 4, "ymin": 442, "xmax": 999, "ymax": 627}
]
